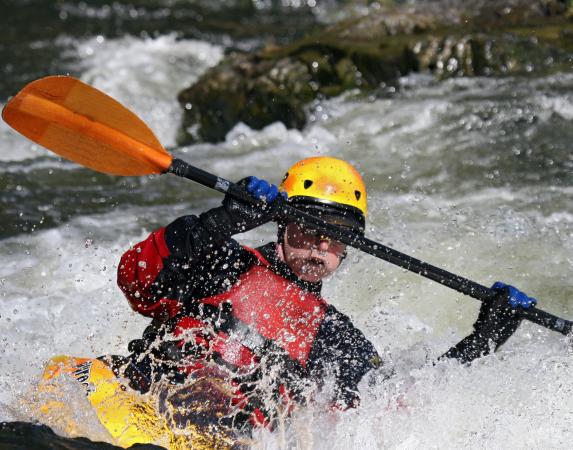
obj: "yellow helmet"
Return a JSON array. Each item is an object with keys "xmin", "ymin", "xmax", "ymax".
[{"xmin": 279, "ymin": 156, "xmax": 367, "ymax": 232}]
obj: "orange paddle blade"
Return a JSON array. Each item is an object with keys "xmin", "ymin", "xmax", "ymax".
[{"xmin": 2, "ymin": 76, "xmax": 173, "ymax": 176}]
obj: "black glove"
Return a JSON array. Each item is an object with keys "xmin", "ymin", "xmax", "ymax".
[
  {"xmin": 442, "ymin": 285, "xmax": 526, "ymax": 364},
  {"xmin": 472, "ymin": 286, "xmax": 523, "ymax": 349},
  {"xmin": 200, "ymin": 176, "xmax": 286, "ymax": 240}
]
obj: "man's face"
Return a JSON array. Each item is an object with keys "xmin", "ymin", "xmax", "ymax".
[{"xmin": 280, "ymin": 222, "xmax": 346, "ymax": 283}]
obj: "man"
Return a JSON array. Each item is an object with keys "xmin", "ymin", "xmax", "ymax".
[{"xmin": 116, "ymin": 156, "xmax": 536, "ymax": 438}]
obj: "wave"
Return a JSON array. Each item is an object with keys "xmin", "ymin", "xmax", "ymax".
[{"xmin": 0, "ymin": 34, "xmax": 222, "ymax": 164}]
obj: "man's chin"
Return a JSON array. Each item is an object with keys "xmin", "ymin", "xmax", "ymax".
[
  {"xmin": 299, "ymin": 274, "xmax": 323, "ymax": 283},
  {"xmin": 298, "ymin": 266, "xmax": 326, "ymax": 283}
]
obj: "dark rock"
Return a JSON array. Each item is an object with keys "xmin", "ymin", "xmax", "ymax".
[
  {"xmin": 0, "ymin": 421, "xmax": 166, "ymax": 450},
  {"xmin": 177, "ymin": 6, "xmax": 435, "ymax": 144},
  {"xmin": 177, "ymin": 1, "xmax": 573, "ymax": 144},
  {"xmin": 408, "ymin": 31, "xmax": 572, "ymax": 79}
]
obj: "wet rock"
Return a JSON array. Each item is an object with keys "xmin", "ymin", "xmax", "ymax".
[
  {"xmin": 0, "ymin": 421, "xmax": 166, "ymax": 449},
  {"xmin": 178, "ymin": 1, "xmax": 573, "ymax": 144},
  {"xmin": 177, "ymin": 7, "xmax": 432, "ymax": 144},
  {"xmin": 409, "ymin": 31, "xmax": 572, "ymax": 79}
]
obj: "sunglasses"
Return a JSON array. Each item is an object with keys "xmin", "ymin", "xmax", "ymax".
[{"xmin": 285, "ymin": 223, "xmax": 347, "ymax": 257}]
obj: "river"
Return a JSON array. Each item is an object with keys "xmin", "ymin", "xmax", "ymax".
[{"xmin": 1, "ymin": 1, "xmax": 572, "ymax": 448}]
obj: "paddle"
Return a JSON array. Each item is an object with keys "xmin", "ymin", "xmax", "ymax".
[{"xmin": 3, "ymin": 75, "xmax": 571, "ymax": 336}]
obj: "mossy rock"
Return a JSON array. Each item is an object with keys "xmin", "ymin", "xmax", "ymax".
[{"xmin": 178, "ymin": 2, "xmax": 573, "ymax": 144}]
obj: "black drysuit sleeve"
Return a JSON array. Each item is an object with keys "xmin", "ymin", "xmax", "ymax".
[
  {"xmin": 154, "ymin": 214, "xmax": 256, "ymax": 304},
  {"xmin": 306, "ymin": 305, "xmax": 382, "ymax": 409},
  {"xmin": 442, "ymin": 287, "xmax": 522, "ymax": 364}
]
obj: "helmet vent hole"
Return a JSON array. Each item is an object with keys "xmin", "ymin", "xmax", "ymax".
[
  {"xmin": 355, "ymin": 190, "xmax": 361, "ymax": 200},
  {"xmin": 304, "ymin": 180, "xmax": 313, "ymax": 189}
]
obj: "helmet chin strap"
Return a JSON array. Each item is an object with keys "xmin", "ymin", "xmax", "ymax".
[{"xmin": 275, "ymin": 241, "xmax": 286, "ymax": 264}]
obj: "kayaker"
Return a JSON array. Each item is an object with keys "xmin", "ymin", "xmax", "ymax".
[{"xmin": 115, "ymin": 156, "xmax": 537, "ymax": 436}]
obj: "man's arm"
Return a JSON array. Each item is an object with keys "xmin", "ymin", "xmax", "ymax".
[
  {"xmin": 117, "ymin": 176, "xmax": 285, "ymax": 320},
  {"xmin": 442, "ymin": 282, "xmax": 537, "ymax": 364},
  {"xmin": 117, "ymin": 214, "xmax": 231, "ymax": 320},
  {"xmin": 306, "ymin": 306, "xmax": 382, "ymax": 409}
]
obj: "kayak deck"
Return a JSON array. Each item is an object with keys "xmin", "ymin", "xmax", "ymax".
[{"xmin": 35, "ymin": 355, "xmax": 242, "ymax": 450}]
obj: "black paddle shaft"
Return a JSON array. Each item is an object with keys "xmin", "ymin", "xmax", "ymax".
[{"xmin": 168, "ymin": 158, "xmax": 573, "ymax": 336}]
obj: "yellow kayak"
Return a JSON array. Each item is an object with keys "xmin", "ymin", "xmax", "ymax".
[{"xmin": 35, "ymin": 355, "xmax": 243, "ymax": 450}]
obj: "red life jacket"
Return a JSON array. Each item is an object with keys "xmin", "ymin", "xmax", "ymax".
[{"xmin": 173, "ymin": 246, "xmax": 328, "ymax": 371}]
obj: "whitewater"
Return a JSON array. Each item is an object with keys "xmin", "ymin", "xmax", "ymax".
[{"xmin": 1, "ymin": 26, "xmax": 572, "ymax": 449}]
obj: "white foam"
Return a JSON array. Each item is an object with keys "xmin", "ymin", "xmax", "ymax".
[
  {"xmin": 177, "ymin": 121, "xmax": 345, "ymax": 185},
  {"xmin": 0, "ymin": 34, "xmax": 222, "ymax": 164},
  {"xmin": 255, "ymin": 331, "xmax": 573, "ymax": 449},
  {"xmin": 0, "ymin": 208, "xmax": 162, "ymax": 414},
  {"xmin": 1, "ymin": 185, "xmax": 571, "ymax": 447},
  {"xmin": 2, "ymin": 52, "xmax": 573, "ymax": 447},
  {"xmin": 76, "ymin": 33, "xmax": 223, "ymax": 147},
  {"xmin": 535, "ymin": 94, "xmax": 573, "ymax": 120}
]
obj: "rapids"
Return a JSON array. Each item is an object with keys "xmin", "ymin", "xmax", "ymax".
[{"xmin": 1, "ymin": 1, "xmax": 572, "ymax": 448}]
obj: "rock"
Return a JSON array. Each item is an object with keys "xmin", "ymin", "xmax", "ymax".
[
  {"xmin": 408, "ymin": 31, "xmax": 572, "ymax": 79},
  {"xmin": 177, "ymin": 1, "xmax": 573, "ymax": 144},
  {"xmin": 0, "ymin": 421, "xmax": 166, "ymax": 449},
  {"xmin": 177, "ymin": 7, "xmax": 431, "ymax": 143}
]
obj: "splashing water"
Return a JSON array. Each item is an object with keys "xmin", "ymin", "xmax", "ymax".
[{"xmin": 1, "ymin": 9, "xmax": 573, "ymax": 448}]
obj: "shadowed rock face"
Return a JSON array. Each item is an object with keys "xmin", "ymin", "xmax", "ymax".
[
  {"xmin": 0, "ymin": 421, "xmax": 166, "ymax": 450},
  {"xmin": 177, "ymin": 0, "xmax": 573, "ymax": 144}
]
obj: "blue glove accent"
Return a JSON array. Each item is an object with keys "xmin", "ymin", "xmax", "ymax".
[
  {"xmin": 491, "ymin": 281, "xmax": 537, "ymax": 309},
  {"xmin": 245, "ymin": 176, "xmax": 285, "ymax": 203}
]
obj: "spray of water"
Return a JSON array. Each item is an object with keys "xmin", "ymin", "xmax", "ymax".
[{"xmin": 1, "ymin": 28, "xmax": 572, "ymax": 448}]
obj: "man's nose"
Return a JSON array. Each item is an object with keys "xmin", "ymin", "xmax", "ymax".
[{"xmin": 316, "ymin": 239, "xmax": 330, "ymax": 252}]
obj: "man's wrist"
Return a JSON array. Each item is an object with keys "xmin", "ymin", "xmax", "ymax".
[{"xmin": 200, "ymin": 206, "xmax": 241, "ymax": 240}]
